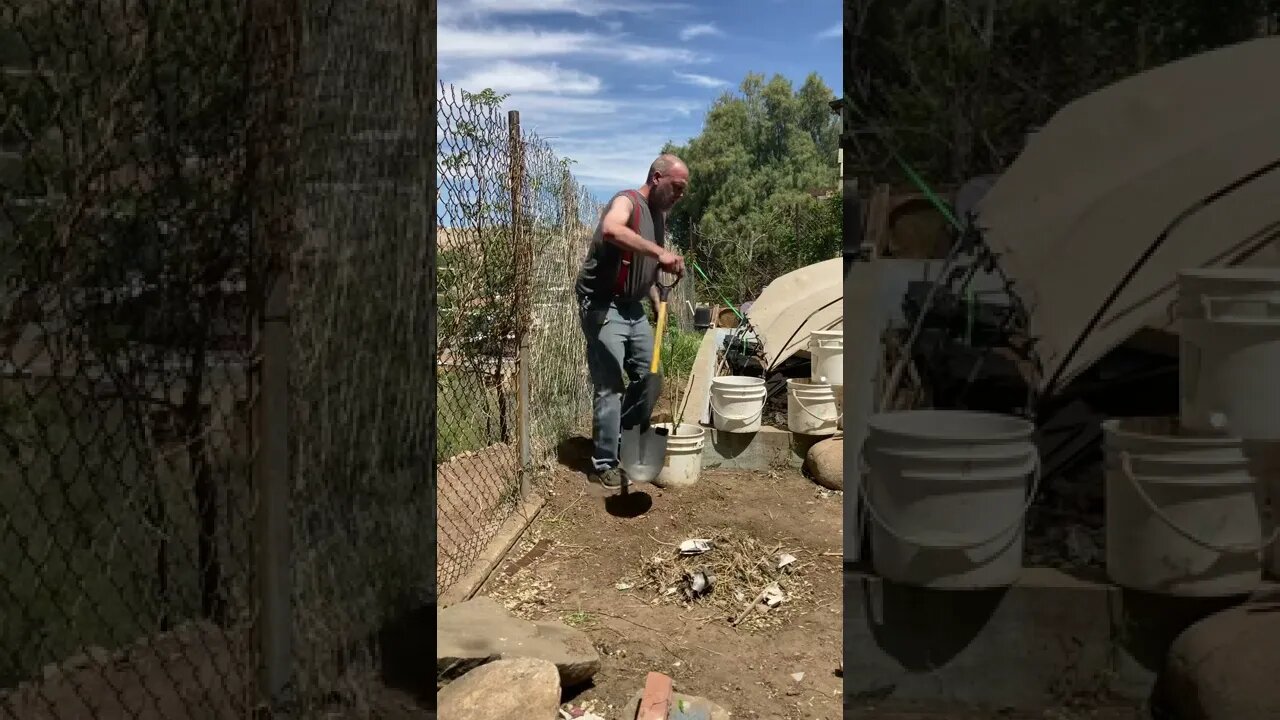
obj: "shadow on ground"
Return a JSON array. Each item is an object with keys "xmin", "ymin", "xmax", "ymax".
[
  {"xmin": 557, "ymin": 435, "xmax": 656, "ymax": 518},
  {"xmin": 366, "ymin": 602, "xmax": 440, "ymax": 716},
  {"xmin": 556, "ymin": 436, "xmax": 594, "ymax": 474},
  {"xmin": 604, "ymin": 490, "xmax": 653, "ymax": 517}
]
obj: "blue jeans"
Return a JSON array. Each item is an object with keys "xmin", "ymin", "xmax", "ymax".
[{"xmin": 579, "ymin": 299, "xmax": 654, "ymax": 472}]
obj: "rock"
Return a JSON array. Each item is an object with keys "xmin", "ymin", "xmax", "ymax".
[
  {"xmin": 622, "ymin": 690, "xmax": 731, "ymax": 720},
  {"xmin": 1156, "ymin": 603, "xmax": 1280, "ymax": 720},
  {"xmin": 438, "ymin": 657, "xmax": 560, "ymax": 720},
  {"xmin": 804, "ymin": 435, "xmax": 843, "ymax": 491},
  {"xmin": 437, "ymin": 596, "xmax": 600, "ymax": 687}
]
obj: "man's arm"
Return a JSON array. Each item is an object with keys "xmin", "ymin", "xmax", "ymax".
[
  {"xmin": 601, "ymin": 196, "xmax": 681, "ymax": 271},
  {"xmin": 648, "ymin": 284, "xmax": 661, "ymax": 322}
]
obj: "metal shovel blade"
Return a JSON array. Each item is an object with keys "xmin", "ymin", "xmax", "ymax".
[
  {"xmin": 619, "ymin": 371, "xmax": 663, "ymax": 432},
  {"xmin": 619, "ymin": 422, "xmax": 669, "ymax": 485}
]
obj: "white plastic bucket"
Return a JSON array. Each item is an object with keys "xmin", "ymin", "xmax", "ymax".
[
  {"xmin": 1103, "ymin": 417, "xmax": 1280, "ymax": 597},
  {"xmin": 861, "ymin": 410, "xmax": 1040, "ymax": 589},
  {"xmin": 1177, "ymin": 267, "xmax": 1280, "ymax": 440},
  {"xmin": 809, "ymin": 329, "xmax": 844, "ymax": 386},
  {"xmin": 709, "ymin": 376, "xmax": 766, "ymax": 433},
  {"xmin": 787, "ymin": 379, "xmax": 840, "ymax": 436},
  {"xmin": 653, "ymin": 423, "xmax": 705, "ymax": 489}
]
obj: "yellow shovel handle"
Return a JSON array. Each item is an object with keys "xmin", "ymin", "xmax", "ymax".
[{"xmin": 650, "ymin": 301, "xmax": 668, "ymax": 374}]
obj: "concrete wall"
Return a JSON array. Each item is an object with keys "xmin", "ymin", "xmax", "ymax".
[{"xmin": 845, "ymin": 567, "xmax": 1252, "ymax": 710}]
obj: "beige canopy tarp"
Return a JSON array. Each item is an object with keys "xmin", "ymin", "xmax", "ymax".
[
  {"xmin": 977, "ymin": 37, "xmax": 1280, "ymax": 392},
  {"xmin": 746, "ymin": 257, "xmax": 843, "ymax": 370}
]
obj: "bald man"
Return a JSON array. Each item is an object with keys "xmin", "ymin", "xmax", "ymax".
[{"xmin": 573, "ymin": 153, "xmax": 688, "ymax": 489}]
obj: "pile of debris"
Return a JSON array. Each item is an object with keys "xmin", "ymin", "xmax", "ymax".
[{"xmin": 625, "ymin": 531, "xmax": 814, "ymax": 631}]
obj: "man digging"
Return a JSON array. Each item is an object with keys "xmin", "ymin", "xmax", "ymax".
[{"xmin": 574, "ymin": 153, "xmax": 688, "ymax": 489}]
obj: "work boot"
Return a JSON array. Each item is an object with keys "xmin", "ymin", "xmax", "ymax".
[{"xmin": 589, "ymin": 467, "xmax": 626, "ymax": 489}]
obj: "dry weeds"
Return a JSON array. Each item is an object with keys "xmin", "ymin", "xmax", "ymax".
[{"xmin": 621, "ymin": 528, "xmax": 818, "ymax": 632}]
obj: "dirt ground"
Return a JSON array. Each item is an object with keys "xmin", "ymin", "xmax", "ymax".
[
  {"xmin": 481, "ymin": 437, "xmax": 844, "ymax": 720},
  {"xmin": 845, "ymin": 700, "xmax": 1148, "ymax": 719}
]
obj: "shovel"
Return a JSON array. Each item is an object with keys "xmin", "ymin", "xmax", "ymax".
[{"xmin": 618, "ymin": 275, "xmax": 679, "ymax": 489}]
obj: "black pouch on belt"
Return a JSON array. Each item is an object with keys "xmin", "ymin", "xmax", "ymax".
[
  {"xmin": 580, "ymin": 297, "xmax": 610, "ymax": 327},
  {"xmin": 585, "ymin": 308, "xmax": 609, "ymax": 326}
]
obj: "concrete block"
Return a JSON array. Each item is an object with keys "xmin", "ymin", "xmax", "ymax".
[
  {"xmin": 844, "ymin": 566, "xmax": 1242, "ymax": 710},
  {"xmin": 700, "ymin": 425, "xmax": 823, "ymax": 471}
]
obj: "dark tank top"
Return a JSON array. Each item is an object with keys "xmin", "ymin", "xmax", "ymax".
[{"xmin": 574, "ymin": 190, "xmax": 664, "ymax": 304}]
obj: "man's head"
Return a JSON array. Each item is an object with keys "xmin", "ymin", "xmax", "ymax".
[{"xmin": 645, "ymin": 153, "xmax": 688, "ymax": 212}]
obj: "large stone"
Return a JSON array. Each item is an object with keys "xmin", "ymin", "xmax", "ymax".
[
  {"xmin": 437, "ymin": 596, "xmax": 600, "ymax": 687},
  {"xmin": 622, "ymin": 690, "xmax": 731, "ymax": 720},
  {"xmin": 438, "ymin": 657, "xmax": 560, "ymax": 720},
  {"xmin": 804, "ymin": 434, "xmax": 843, "ymax": 491},
  {"xmin": 1156, "ymin": 603, "xmax": 1280, "ymax": 720}
]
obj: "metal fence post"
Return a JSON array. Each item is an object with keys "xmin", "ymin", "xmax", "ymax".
[
  {"xmin": 509, "ymin": 110, "xmax": 532, "ymax": 493},
  {"xmin": 250, "ymin": 0, "xmax": 298, "ymax": 706},
  {"xmin": 256, "ymin": 268, "xmax": 292, "ymax": 712},
  {"xmin": 422, "ymin": 0, "xmax": 438, "ymax": 607}
]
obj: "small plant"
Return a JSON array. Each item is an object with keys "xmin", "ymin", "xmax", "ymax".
[
  {"xmin": 663, "ymin": 327, "xmax": 703, "ymax": 385},
  {"xmin": 660, "ymin": 327, "xmax": 705, "ymax": 422},
  {"xmin": 561, "ymin": 610, "xmax": 595, "ymax": 628}
]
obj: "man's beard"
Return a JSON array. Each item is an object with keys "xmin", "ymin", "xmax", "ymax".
[{"xmin": 651, "ymin": 186, "xmax": 674, "ymax": 211}]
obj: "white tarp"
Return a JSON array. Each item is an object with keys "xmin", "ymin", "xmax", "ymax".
[
  {"xmin": 977, "ymin": 37, "xmax": 1280, "ymax": 391},
  {"xmin": 746, "ymin": 257, "xmax": 843, "ymax": 370}
]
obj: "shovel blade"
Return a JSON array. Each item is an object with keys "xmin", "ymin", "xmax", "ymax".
[
  {"xmin": 620, "ymin": 372, "xmax": 664, "ymax": 430},
  {"xmin": 620, "ymin": 423, "xmax": 669, "ymax": 485}
]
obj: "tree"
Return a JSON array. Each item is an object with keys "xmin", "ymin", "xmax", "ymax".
[
  {"xmin": 664, "ymin": 72, "xmax": 841, "ymax": 301},
  {"xmin": 850, "ymin": 0, "xmax": 1280, "ymax": 185}
]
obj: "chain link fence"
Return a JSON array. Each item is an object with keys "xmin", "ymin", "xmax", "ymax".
[
  {"xmin": 435, "ymin": 83, "xmax": 596, "ymax": 595},
  {"xmin": 0, "ymin": 1, "xmax": 268, "ymax": 716},
  {"xmin": 0, "ymin": 0, "xmax": 435, "ymax": 717},
  {"xmin": 285, "ymin": 0, "xmax": 434, "ymax": 715}
]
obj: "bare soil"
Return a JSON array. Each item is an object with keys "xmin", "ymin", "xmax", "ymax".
[
  {"xmin": 481, "ymin": 437, "xmax": 844, "ymax": 720},
  {"xmin": 846, "ymin": 702, "xmax": 1148, "ymax": 719}
]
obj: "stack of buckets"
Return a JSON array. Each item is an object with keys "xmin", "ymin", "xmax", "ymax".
[
  {"xmin": 665, "ymin": 334, "xmax": 774, "ymax": 489},
  {"xmin": 1104, "ymin": 267, "xmax": 1280, "ymax": 596},
  {"xmin": 785, "ymin": 329, "xmax": 844, "ymax": 437},
  {"xmin": 697, "ymin": 328, "xmax": 845, "ymax": 485}
]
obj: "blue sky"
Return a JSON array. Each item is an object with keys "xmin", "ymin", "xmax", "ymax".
[{"xmin": 438, "ymin": 0, "xmax": 842, "ymax": 201}]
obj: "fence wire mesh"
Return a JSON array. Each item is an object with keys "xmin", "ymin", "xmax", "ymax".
[
  {"xmin": 285, "ymin": 0, "xmax": 433, "ymax": 716},
  {"xmin": 0, "ymin": 0, "xmax": 268, "ymax": 717},
  {"xmin": 0, "ymin": 0, "xmax": 434, "ymax": 717},
  {"xmin": 435, "ymin": 84, "xmax": 595, "ymax": 594},
  {"xmin": 521, "ymin": 136, "xmax": 596, "ymax": 462}
]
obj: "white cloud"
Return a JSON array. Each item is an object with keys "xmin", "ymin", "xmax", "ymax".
[
  {"xmin": 439, "ymin": 26, "xmax": 706, "ymax": 64},
  {"xmin": 492, "ymin": 94, "xmax": 700, "ymax": 135},
  {"xmin": 458, "ymin": 0, "xmax": 612, "ymax": 15},
  {"xmin": 674, "ymin": 71, "xmax": 730, "ymax": 89},
  {"xmin": 454, "ymin": 62, "xmax": 602, "ymax": 95},
  {"xmin": 436, "ymin": 3, "xmax": 715, "ymax": 201},
  {"xmin": 678, "ymin": 23, "xmax": 721, "ymax": 42},
  {"xmin": 439, "ymin": 27, "xmax": 593, "ymax": 60},
  {"xmin": 551, "ymin": 133, "xmax": 689, "ymax": 190},
  {"xmin": 437, "ymin": 92, "xmax": 701, "ymax": 195},
  {"xmin": 440, "ymin": 0, "xmax": 689, "ymax": 23},
  {"xmin": 817, "ymin": 22, "xmax": 841, "ymax": 40},
  {"xmin": 438, "ymin": 83, "xmax": 699, "ymax": 131},
  {"xmin": 610, "ymin": 44, "xmax": 704, "ymax": 65}
]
